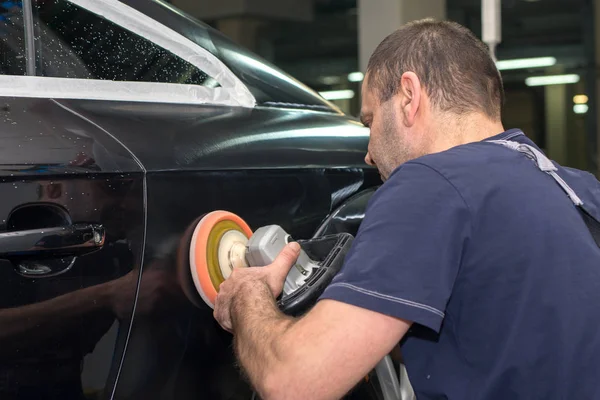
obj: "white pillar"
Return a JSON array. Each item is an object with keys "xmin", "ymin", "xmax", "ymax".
[
  {"xmin": 358, "ymin": 0, "xmax": 446, "ymax": 73},
  {"xmin": 545, "ymin": 82, "xmax": 568, "ymax": 165}
]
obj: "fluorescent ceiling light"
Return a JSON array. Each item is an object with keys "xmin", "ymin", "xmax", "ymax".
[
  {"xmin": 319, "ymin": 89, "xmax": 355, "ymax": 100},
  {"xmin": 496, "ymin": 57, "xmax": 556, "ymax": 71},
  {"xmin": 574, "ymin": 104, "xmax": 589, "ymax": 114},
  {"xmin": 573, "ymin": 94, "xmax": 589, "ymax": 104},
  {"xmin": 525, "ymin": 74, "xmax": 580, "ymax": 87},
  {"xmin": 319, "ymin": 76, "xmax": 341, "ymax": 85},
  {"xmin": 348, "ymin": 72, "xmax": 364, "ymax": 82}
]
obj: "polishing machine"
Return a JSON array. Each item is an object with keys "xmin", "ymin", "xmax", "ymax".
[{"xmin": 177, "ymin": 210, "xmax": 353, "ymax": 315}]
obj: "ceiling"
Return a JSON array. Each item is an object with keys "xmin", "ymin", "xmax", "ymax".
[{"xmin": 249, "ymin": 0, "xmax": 591, "ymax": 89}]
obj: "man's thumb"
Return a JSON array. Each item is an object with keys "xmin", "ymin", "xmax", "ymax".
[{"xmin": 271, "ymin": 242, "xmax": 301, "ymax": 272}]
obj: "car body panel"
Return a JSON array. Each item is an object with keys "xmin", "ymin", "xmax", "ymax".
[
  {"xmin": 314, "ymin": 186, "xmax": 378, "ymax": 238},
  {"xmin": 0, "ymin": 97, "xmax": 145, "ymax": 399},
  {"xmin": 56, "ymin": 100, "xmax": 370, "ymax": 171}
]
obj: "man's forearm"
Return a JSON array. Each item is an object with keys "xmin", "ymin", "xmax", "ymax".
[{"xmin": 231, "ymin": 281, "xmax": 296, "ymax": 396}]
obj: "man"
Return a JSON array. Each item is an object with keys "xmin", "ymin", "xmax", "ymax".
[{"xmin": 213, "ymin": 19, "xmax": 600, "ymax": 399}]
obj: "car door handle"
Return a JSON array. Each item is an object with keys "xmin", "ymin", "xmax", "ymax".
[{"xmin": 0, "ymin": 224, "xmax": 105, "ymax": 260}]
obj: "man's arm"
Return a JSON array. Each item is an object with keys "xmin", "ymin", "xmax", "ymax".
[
  {"xmin": 218, "ymin": 162, "xmax": 469, "ymax": 399},
  {"xmin": 231, "ymin": 282, "xmax": 411, "ymax": 400}
]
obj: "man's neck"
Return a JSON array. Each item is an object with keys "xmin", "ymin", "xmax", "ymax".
[{"xmin": 425, "ymin": 112, "xmax": 506, "ymax": 155}]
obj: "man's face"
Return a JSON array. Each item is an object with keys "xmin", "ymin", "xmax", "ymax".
[{"xmin": 360, "ymin": 76, "xmax": 412, "ymax": 181}]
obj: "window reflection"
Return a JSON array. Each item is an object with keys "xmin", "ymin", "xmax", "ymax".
[
  {"xmin": 0, "ymin": 1, "xmax": 26, "ymax": 75},
  {"xmin": 31, "ymin": 0, "xmax": 220, "ymax": 87}
]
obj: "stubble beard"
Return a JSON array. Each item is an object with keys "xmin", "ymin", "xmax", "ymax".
[{"xmin": 376, "ymin": 106, "xmax": 411, "ymax": 181}]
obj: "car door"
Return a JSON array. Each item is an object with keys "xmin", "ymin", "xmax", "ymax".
[{"xmin": 0, "ymin": 3, "xmax": 145, "ymax": 400}]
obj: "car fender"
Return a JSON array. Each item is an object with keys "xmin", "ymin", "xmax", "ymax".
[{"xmin": 313, "ymin": 186, "xmax": 378, "ymax": 238}]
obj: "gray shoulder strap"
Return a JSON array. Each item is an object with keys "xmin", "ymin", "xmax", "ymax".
[
  {"xmin": 489, "ymin": 139, "xmax": 600, "ymax": 249},
  {"xmin": 488, "ymin": 139, "xmax": 583, "ymax": 206}
]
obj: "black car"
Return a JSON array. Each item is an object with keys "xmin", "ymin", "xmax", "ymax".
[{"xmin": 0, "ymin": 0, "xmax": 408, "ymax": 399}]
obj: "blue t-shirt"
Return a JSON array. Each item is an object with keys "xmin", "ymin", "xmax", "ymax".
[{"xmin": 319, "ymin": 129, "xmax": 600, "ymax": 399}]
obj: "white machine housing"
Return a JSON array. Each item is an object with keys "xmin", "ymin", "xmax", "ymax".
[{"xmin": 245, "ymin": 225, "xmax": 319, "ymax": 295}]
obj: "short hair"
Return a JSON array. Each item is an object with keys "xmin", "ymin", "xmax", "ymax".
[{"xmin": 366, "ymin": 18, "xmax": 504, "ymax": 121}]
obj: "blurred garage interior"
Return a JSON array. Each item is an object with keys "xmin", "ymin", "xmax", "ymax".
[{"xmin": 166, "ymin": 0, "xmax": 600, "ymax": 176}]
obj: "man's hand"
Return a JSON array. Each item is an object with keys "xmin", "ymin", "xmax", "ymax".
[{"xmin": 213, "ymin": 242, "xmax": 301, "ymax": 332}]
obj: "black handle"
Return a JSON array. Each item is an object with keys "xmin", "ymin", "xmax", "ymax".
[
  {"xmin": 278, "ymin": 232, "xmax": 354, "ymax": 316},
  {"xmin": 0, "ymin": 224, "xmax": 105, "ymax": 260}
]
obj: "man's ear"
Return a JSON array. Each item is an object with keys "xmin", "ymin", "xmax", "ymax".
[{"xmin": 399, "ymin": 72, "xmax": 421, "ymax": 127}]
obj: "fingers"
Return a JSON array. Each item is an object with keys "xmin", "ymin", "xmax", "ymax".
[
  {"xmin": 214, "ymin": 305, "xmax": 233, "ymax": 332},
  {"xmin": 214, "ymin": 288, "xmax": 234, "ymax": 332}
]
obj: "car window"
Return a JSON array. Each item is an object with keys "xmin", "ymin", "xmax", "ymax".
[
  {"xmin": 0, "ymin": 1, "xmax": 26, "ymax": 75},
  {"xmin": 31, "ymin": 0, "xmax": 219, "ymax": 87}
]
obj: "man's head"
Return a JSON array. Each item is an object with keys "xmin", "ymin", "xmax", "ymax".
[{"xmin": 361, "ymin": 18, "xmax": 505, "ymax": 180}]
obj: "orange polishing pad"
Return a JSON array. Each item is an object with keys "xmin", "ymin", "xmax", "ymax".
[{"xmin": 189, "ymin": 210, "xmax": 253, "ymax": 308}]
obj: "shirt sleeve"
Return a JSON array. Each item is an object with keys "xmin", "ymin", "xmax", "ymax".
[{"xmin": 318, "ymin": 161, "xmax": 471, "ymax": 333}]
